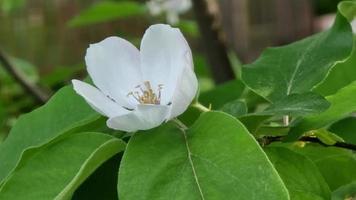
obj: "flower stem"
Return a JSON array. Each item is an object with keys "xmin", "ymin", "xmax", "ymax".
[{"xmin": 191, "ymin": 102, "xmax": 210, "ymax": 112}]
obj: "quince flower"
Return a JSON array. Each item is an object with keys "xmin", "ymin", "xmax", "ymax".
[
  {"xmin": 147, "ymin": 0, "xmax": 192, "ymax": 24},
  {"xmin": 72, "ymin": 24, "xmax": 198, "ymax": 132}
]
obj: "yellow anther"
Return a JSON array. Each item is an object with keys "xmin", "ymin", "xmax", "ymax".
[{"xmin": 127, "ymin": 81, "xmax": 163, "ymax": 105}]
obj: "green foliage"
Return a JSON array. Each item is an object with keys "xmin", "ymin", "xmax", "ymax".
[
  {"xmin": 288, "ymin": 144, "xmax": 356, "ymax": 191},
  {"xmin": 332, "ymin": 181, "xmax": 356, "ymax": 200},
  {"xmin": 0, "ymin": 86, "xmax": 100, "ymax": 184},
  {"xmin": 0, "ymin": 132, "xmax": 125, "ymax": 199},
  {"xmin": 68, "ymin": 1, "xmax": 146, "ymax": 27},
  {"xmin": 254, "ymin": 92, "xmax": 330, "ymax": 117},
  {"xmin": 241, "ymin": 2, "xmax": 354, "ymax": 102},
  {"xmin": 314, "ymin": 37, "xmax": 356, "ymax": 96},
  {"xmin": 119, "ymin": 112, "xmax": 289, "ymax": 199},
  {"xmin": 329, "ymin": 117, "xmax": 356, "ymax": 144},
  {"xmin": 1, "ymin": 1, "xmax": 356, "ymax": 199},
  {"xmin": 287, "ymin": 81, "xmax": 356, "ymax": 141},
  {"xmin": 265, "ymin": 147, "xmax": 330, "ymax": 200}
]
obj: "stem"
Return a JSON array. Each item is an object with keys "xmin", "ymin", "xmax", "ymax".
[
  {"xmin": 191, "ymin": 102, "xmax": 210, "ymax": 112},
  {"xmin": 262, "ymin": 136, "xmax": 356, "ymax": 151},
  {"xmin": 0, "ymin": 49, "xmax": 49, "ymax": 104}
]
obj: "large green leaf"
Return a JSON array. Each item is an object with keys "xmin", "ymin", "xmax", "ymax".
[
  {"xmin": 254, "ymin": 92, "xmax": 330, "ymax": 117},
  {"xmin": 241, "ymin": 1, "xmax": 355, "ymax": 102},
  {"xmin": 289, "ymin": 144, "xmax": 356, "ymax": 191},
  {"xmin": 119, "ymin": 111, "xmax": 289, "ymax": 199},
  {"xmin": 265, "ymin": 147, "xmax": 331, "ymax": 200},
  {"xmin": 0, "ymin": 86, "xmax": 100, "ymax": 184},
  {"xmin": 0, "ymin": 132, "xmax": 125, "ymax": 199},
  {"xmin": 68, "ymin": 1, "xmax": 146, "ymax": 27},
  {"xmin": 315, "ymin": 37, "xmax": 356, "ymax": 96},
  {"xmin": 287, "ymin": 81, "xmax": 356, "ymax": 141}
]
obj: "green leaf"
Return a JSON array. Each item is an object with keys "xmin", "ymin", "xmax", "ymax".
[
  {"xmin": 0, "ymin": 86, "xmax": 100, "ymax": 184},
  {"xmin": 311, "ymin": 129, "xmax": 344, "ymax": 145},
  {"xmin": 265, "ymin": 147, "xmax": 331, "ymax": 200},
  {"xmin": 73, "ymin": 154, "xmax": 122, "ymax": 200},
  {"xmin": 238, "ymin": 115, "xmax": 271, "ymax": 135},
  {"xmin": 332, "ymin": 181, "xmax": 356, "ymax": 200},
  {"xmin": 199, "ymin": 80, "xmax": 245, "ymax": 109},
  {"xmin": 314, "ymin": 37, "xmax": 356, "ymax": 96},
  {"xmin": 241, "ymin": 1, "xmax": 354, "ymax": 102},
  {"xmin": 68, "ymin": 1, "xmax": 146, "ymax": 27},
  {"xmin": 289, "ymin": 144, "xmax": 356, "ymax": 190},
  {"xmin": 119, "ymin": 112, "xmax": 289, "ymax": 199},
  {"xmin": 255, "ymin": 92, "xmax": 330, "ymax": 117},
  {"xmin": 220, "ymin": 99, "xmax": 247, "ymax": 117},
  {"xmin": 287, "ymin": 81, "xmax": 356, "ymax": 141},
  {"xmin": 329, "ymin": 117, "xmax": 356, "ymax": 144},
  {"xmin": 0, "ymin": 132, "xmax": 125, "ymax": 199}
]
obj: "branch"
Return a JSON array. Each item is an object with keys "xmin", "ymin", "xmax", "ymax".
[
  {"xmin": 191, "ymin": 0, "xmax": 235, "ymax": 84},
  {"xmin": 261, "ymin": 136, "xmax": 356, "ymax": 151},
  {"xmin": 0, "ymin": 49, "xmax": 49, "ymax": 104}
]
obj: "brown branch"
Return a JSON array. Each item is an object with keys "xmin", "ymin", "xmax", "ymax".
[
  {"xmin": 0, "ymin": 49, "xmax": 49, "ymax": 104},
  {"xmin": 191, "ymin": 0, "xmax": 235, "ymax": 84},
  {"xmin": 261, "ymin": 136, "xmax": 356, "ymax": 151}
]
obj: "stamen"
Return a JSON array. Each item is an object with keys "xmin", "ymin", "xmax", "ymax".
[{"xmin": 127, "ymin": 81, "xmax": 163, "ymax": 105}]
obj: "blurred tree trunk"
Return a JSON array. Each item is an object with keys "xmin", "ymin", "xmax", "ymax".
[
  {"xmin": 192, "ymin": 0, "xmax": 235, "ymax": 84},
  {"xmin": 219, "ymin": 0, "xmax": 313, "ymax": 63}
]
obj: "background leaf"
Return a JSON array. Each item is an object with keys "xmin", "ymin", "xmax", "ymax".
[
  {"xmin": 288, "ymin": 144, "xmax": 356, "ymax": 191},
  {"xmin": 332, "ymin": 181, "xmax": 356, "ymax": 200},
  {"xmin": 265, "ymin": 147, "xmax": 331, "ymax": 200},
  {"xmin": 287, "ymin": 81, "xmax": 356, "ymax": 141},
  {"xmin": 119, "ymin": 112, "xmax": 289, "ymax": 200},
  {"xmin": 255, "ymin": 92, "xmax": 330, "ymax": 117},
  {"xmin": 241, "ymin": 1, "xmax": 355, "ymax": 102},
  {"xmin": 329, "ymin": 117, "xmax": 356, "ymax": 144},
  {"xmin": 68, "ymin": 1, "xmax": 146, "ymax": 27}
]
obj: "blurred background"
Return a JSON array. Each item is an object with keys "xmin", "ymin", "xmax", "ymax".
[{"xmin": 0, "ymin": 0, "xmax": 344, "ymax": 140}]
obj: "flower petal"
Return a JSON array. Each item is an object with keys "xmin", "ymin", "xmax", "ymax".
[
  {"xmin": 85, "ymin": 36, "xmax": 142, "ymax": 109},
  {"xmin": 140, "ymin": 24, "xmax": 193, "ymax": 105},
  {"xmin": 106, "ymin": 104, "xmax": 169, "ymax": 132},
  {"xmin": 167, "ymin": 66, "xmax": 198, "ymax": 119},
  {"xmin": 72, "ymin": 80, "xmax": 130, "ymax": 118}
]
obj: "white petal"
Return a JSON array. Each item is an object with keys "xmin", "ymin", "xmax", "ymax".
[
  {"xmin": 167, "ymin": 66, "xmax": 198, "ymax": 119},
  {"xmin": 72, "ymin": 80, "xmax": 130, "ymax": 118},
  {"xmin": 106, "ymin": 104, "xmax": 169, "ymax": 132},
  {"xmin": 85, "ymin": 36, "xmax": 142, "ymax": 109},
  {"xmin": 140, "ymin": 24, "xmax": 193, "ymax": 105}
]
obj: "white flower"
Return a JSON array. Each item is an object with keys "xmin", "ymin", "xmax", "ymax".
[
  {"xmin": 147, "ymin": 0, "xmax": 192, "ymax": 24},
  {"xmin": 72, "ymin": 24, "xmax": 198, "ymax": 132}
]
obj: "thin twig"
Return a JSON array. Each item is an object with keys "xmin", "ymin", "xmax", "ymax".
[
  {"xmin": 191, "ymin": 0, "xmax": 235, "ymax": 83},
  {"xmin": 261, "ymin": 136, "xmax": 356, "ymax": 151},
  {"xmin": 0, "ymin": 49, "xmax": 49, "ymax": 104}
]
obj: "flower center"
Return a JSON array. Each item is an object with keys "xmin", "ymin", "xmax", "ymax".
[{"xmin": 127, "ymin": 81, "xmax": 163, "ymax": 105}]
